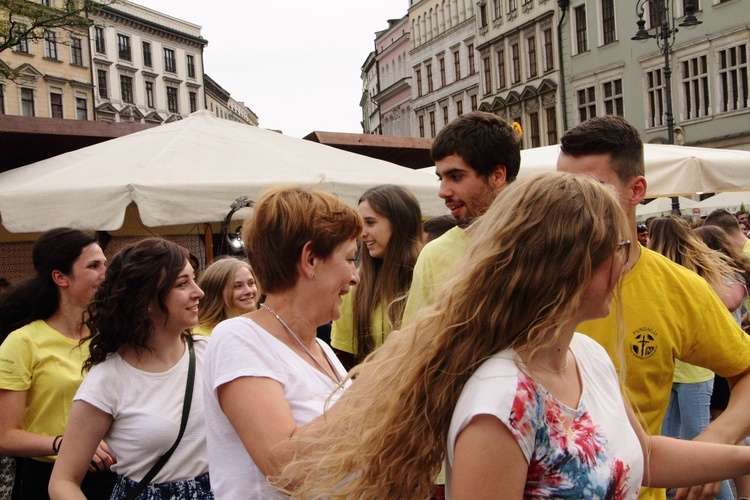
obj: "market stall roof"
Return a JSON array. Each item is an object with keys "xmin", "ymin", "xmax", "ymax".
[{"xmin": 0, "ymin": 111, "xmax": 445, "ymax": 234}]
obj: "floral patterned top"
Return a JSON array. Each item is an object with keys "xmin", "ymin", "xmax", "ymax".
[{"xmin": 446, "ymin": 334, "xmax": 644, "ymax": 499}]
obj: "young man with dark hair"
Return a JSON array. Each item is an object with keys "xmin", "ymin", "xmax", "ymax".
[
  {"xmin": 558, "ymin": 116, "xmax": 750, "ymax": 500},
  {"xmin": 402, "ymin": 111, "xmax": 521, "ymax": 323}
]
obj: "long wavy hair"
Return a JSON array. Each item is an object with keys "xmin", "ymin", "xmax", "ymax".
[
  {"xmin": 648, "ymin": 216, "xmax": 737, "ymax": 292},
  {"xmin": 83, "ymin": 238, "xmax": 189, "ymax": 371},
  {"xmin": 275, "ymin": 172, "xmax": 629, "ymax": 498},
  {"xmin": 352, "ymin": 185, "xmax": 422, "ymax": 360},
  {"xmin": 695, "ymin": 225, "xmax": 750, "ymax": 285},
  {"xmin": 196, "ymin": 257, "xmax": 255, "ymax": 331},
  {"xmin": 0, "ymin": 228, "xmax": 98, "ymax": 339}
]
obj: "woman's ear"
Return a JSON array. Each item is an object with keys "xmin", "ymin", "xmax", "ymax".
[
  {"xmin": 51, "ymin": 270, "xmax": 68, "ymax": 288},
  {"xmin": 299, "ymin": 241, "xmax": 316, "ymax": 280}
]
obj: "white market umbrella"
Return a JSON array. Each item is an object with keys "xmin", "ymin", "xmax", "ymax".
[
  {"xmin": 519, "ymin": 144, "xmax": 750, "ymax": 198},
  {"xmin": 695, "ymin": 191, "xmax": 750, "ymax": 216},
  {"xmin": 0, "ymin": 111, "xmax": 446, "ymax": 234},
  {"xmin": 635, "ymin": 197, "xmax": 700, "ymax": 219}
]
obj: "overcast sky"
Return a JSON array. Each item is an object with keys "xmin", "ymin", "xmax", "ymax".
[{"xmin": 135, "ymin": 1, "xmax": 409, "ymax": 137}]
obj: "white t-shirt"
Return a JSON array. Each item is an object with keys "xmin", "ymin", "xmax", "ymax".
[
  {"xmin": 446, "ymin": 333, "xmax": 644, "ymax": 499},
  {"xmin": 203, "ymin": 316, "xmax": 348, "ymax": 499},
  {"xmin": 74, "ymin": 336, "xmax": 209, "ymax": 483}
]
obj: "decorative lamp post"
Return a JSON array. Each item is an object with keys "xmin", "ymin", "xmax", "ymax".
[{"xmin": 631, "ymin": 0, "xmax": 701, "ymax": 213}]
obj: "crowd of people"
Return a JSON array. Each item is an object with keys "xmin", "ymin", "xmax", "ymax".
[{"xmin": 3, "ymin": 112, "xmax": 750, "ymax": 499}]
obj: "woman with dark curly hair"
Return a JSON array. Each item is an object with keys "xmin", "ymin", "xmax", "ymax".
[{"xmin": 49, "ymin": 238, "xmax": 212, "ymax": 499}]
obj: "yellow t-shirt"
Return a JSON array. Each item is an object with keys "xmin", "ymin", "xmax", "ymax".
[
  {"xmin": 402, "ymin": 226, "xmax": 470, "ymax": 326},
  {"xmin": 0, "ymin": 320, "xmax": 90, "ymax": 462},
  {"xmin": 577, "ymin": 248, "xmax": 750, "ymax": 500},
  {"xmin": 331, "ymin": 291, "xmax": 388, "ymax": 355},
  {"xmin": 192, "ymin": 324, "xmax": 213, "ymax": 337}
]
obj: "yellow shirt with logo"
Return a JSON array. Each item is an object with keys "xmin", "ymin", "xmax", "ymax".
[
  {"xmin": 577, "ymin": 247, "xmax": 750, "ymax": 499},
  {"xmin": 331, "ymin": 291, "xmax": 388, "ymax": 355},
  {"xmin": 402, "ymin": 226, "xmax": 470, "ymax": 326},
  {"xmin": 0, "ymin": 320, "xmax": 90, "ymax": 462}
]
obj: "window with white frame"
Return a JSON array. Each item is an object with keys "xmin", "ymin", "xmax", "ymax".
[
  {"xmin": 494, "ymin": 0, "xmax": 502, "ymax": 20},
  {"xmin": 574, "ymin": 5, "xmax": 588, "ymax": 54},
  {"xmin": 189, "ymin": 91, "xmax": 197, "ymax": 113},
  {"xmin": 76, "ymin": 96, "xmax": 87, "ymax": 120},
  {"xmin": 145, "ymin": 81, "xmax": 155, "ymax": 108},
  {"xmin": 602, "ymin": 78, "xmax": 623, "ymax": 116},
  {"xmin": 70, "ymin": 37, "xmax": 84, "ymax": 66},
  {"xmin": 187, "ymin": 54, "xmax": 196, "ymax": 79},
  {"xmin": 429, "ymin": 110, "xmax": 436, "ymax": 137},
  {"xmin": 483, "ymin": 56, "xmax": 492, "ymax": 94},
  {"xmin": 577, "ymin": 86, "xmax": 596, "ymax": 122},
  {"xmin": 439, "ymin": 58, "xmax": 446, "ymax": 87},
  {"xmin": 543, "ymin": 28, "xmax": 554, "ymax": 71},
  {"xmin": 471, "ymin": 95, "xmax": 478, "ymax": 111},
  {"xmin": 508, "ymin": 0, "xmax": 517, "ymax": 15},
  {"xmin": 426, "ymin": 63, "xmax": 433, "ymax": 92},
  {"xmin": 468, "ymin": 44, "xmax": 476, "ymax": 74},
  {"xmin": 511, "ymin": 42, "xmax": 520, "ymax": 83},
  {"xmin": 44, "ymin": 31, "xmax": 57, "ymax": 59},
  {"xmin": 142, "ymin": 41, "xmax": 152, "ymax": 67},
  {"xmin": 418, "ymin": 115, "xmax": 425, "ymax": 137},
  {"xmin": 456, "ymin": 100, "xmax": 463, "ymax": 116},
  {"xmin": 97, "ymin": 69, "xmax": 108, "ymax": 99},
  {"xmin": 546, "ymin": 107, "xmax": 558, "ymax": 144},
  {"xmin": 454, "ymin": 50, "xmax": 461, "ymax": 81},
  {"xmin": 21, "ymin": 88, "xmax": 34, "ymax": 117},
  {"xmin": 117, "ymin": 34, "xmax": 131, "ymax": 61},
  {"xmin": 601, "ymin": 0, "xmax": 616, "ymax": 45},
  {"xmin": 13, "ymin": 24, "xmax": 29, "ymax": 53},
  {"xmin": 717, "ymin": 43, "xmax": 748, "ymax": 113},
  {"xmin": 479, "ymin": 2, "xmax": 488, "ymax": 29},
  {"xmin": 529, "ymin": 112, "xmax": 540, "ymax": 147},
  {"xmin": 166, "ymin": 85, "xmax": 179, "ymax": 113},
  {"xmin": 681, "ymin": 55, "xmax": 709, "ymax": 119},
  {"xmin": 120, "ymin": 75, "xmax": 133, "ymax": 104},
  {"xmin": 416, "ymin": 68, "xmax": 423, "ymax": 97},
  {"xmin": 527, "ymin": 35, "xmax": 537, "ymax": 78},
  {"xmin": 443, "ymin": 105, "xmax": 449, "ymax": 125},
  {"xmin": 497, "ymin": 48, "xmax": 506, "ymax": 89},
  {"xmin": 164, "ymin": 48, "xmax": 177, "ymax": 73},
  {"xmin": 94, "ymin": 26, "xmax": 106, "ymax": 54},
  {"xmin": 50, "ymin": 91, "xmax": 63, "ymax": 118},
  {"xmin": 646, "ymin": 68, "xmax": 666, "ymax": 127}
]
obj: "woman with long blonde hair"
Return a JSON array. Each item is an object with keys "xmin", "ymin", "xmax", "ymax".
[
  {"xmin": 194, "ymin": 257, "xmax": 257, "ymax": 336},
  {"xmin": 648, "ymin": 216, "xmax": 744, "ymax": 500},
  {"xmin": 277, "ymin": 173, "xmax": 750, "ymax": 499}
]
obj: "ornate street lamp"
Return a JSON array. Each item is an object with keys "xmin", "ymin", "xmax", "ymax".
[{"xmin": 632, "ymin": 0, "xmax": 700, "ymax": 212}]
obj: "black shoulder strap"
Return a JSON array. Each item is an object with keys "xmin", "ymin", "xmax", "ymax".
[{"xmin": 124, "ymin": 335, "xmax": 195, "ymax": 500}]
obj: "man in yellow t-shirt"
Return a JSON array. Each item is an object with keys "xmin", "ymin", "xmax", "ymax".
[
  {"xmin": 402, "ymin": 111, "xmax": 521, "ymax": 325},
  {"xmin": 558, "ymin": 116, "xmax": 750, "ymax": 500}
]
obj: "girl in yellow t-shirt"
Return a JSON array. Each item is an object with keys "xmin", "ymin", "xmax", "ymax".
[
  {"xmin": 331, "ymin": 185, "xmax": 422, "ymax": 370},
  {"xmin": 0, "ymin": 228, "xmax": 116, "ymax": 499},
  {"xmin": 194, "ymin": 257, "xmax": 257, "ymax": 336}
]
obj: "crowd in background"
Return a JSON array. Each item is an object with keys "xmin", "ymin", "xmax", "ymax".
[{"xmin": 3, "ymin": 113, "xmax": 750, "ymax": 499}]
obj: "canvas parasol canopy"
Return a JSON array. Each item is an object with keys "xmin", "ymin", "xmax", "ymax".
[
  {"xmin": 519, "ymin": 144, "xmax": 750, "ymax": 198},
  {"xmin": 0, "ymin": 111, "xmax": 446, "ymax": 235}
]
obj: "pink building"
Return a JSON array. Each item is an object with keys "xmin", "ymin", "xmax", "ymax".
[{"xmin": 373, "ymin": 16, "xmax": 413, "ymax": 137}]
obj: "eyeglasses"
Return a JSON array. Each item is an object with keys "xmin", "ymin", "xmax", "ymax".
[{"xmin": 617, "ymin": 239, "xmax": 631, "ymax": 263}]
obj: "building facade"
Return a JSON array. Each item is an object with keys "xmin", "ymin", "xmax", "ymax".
[
  {"xmin": 476, "ymin": 0, "xmax": 562, "ymax": 148},
  {"xmin": 88, "ymin": 0, "xmax": 207, "ymax": 123},
  {"xmin": 409, "ymin": 0, "xmax": 481, "ymax": 138},
  {"xmin": 360, "ymin": 51, "xmax": 380, "ymax": 133},
  {"xmin": 0, "ymin": 1, "xmax": 93, "ymax": 120},
  {"xmin": 560, "ymin": 0, "xmax": 749, "ymax": 150},
  {"xmin": 373, "ymin": 16, "xmax": 413, "ymax": 137}
]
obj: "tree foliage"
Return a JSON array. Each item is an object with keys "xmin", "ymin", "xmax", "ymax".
[{"xmin": 0, "ymin": 0, "xmax": 113, "ymax": 56}]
